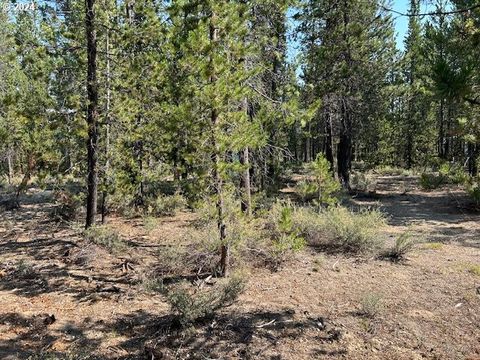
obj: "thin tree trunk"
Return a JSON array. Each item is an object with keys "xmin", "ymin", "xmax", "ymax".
[
  {"xmin": 101, "ymin": 28, "xmax": 111, "ymax": 224},
  {"xmin": 468, "ymin": 143, "xmax": 477, "ymax": 176},
  {"xmin": 15, "ymin": 153, "xmax": 35, "ymax": 204},
  {"xmin": 337, "ymin": 103, "xmax": 352, "ymax": 189},
  {"xmin": 209, "ymin": 11, "xmax": 228, "ymax": 277},
  {"xmin": 438, "ymin": 98, "xmax": 445, "ymax": 159},
  {"xmin": 7, "ymin": 150, "xmax": 13, "ymax": 185},
  {"xmin": 239, "ymin": 97, "xmax": 252, "ymax": 215},
  {"xmin": 239, "ymin": 147, "xmax": 252, "ymax": 216},
  {"xmin": 325, "ymin": 112, "xmax": 334, "ymax": 171},
  {"xmin": 85, "ymin": 0, "xmax": 99, "ymax": 228}
]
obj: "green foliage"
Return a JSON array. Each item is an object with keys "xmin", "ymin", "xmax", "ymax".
[
  {"xmin": 422, "ymin": 242, "xmax": 443, "ymax": 250},
  {"xmin": 465, "ymin": 176, "xmax": 480, "ymax": 206},
  {"xmin": 293, "ymin": 206, "xmax": 387, "ymax": 254},
  {"xmin": 146, "ymin": 192, "xmax": 187, "ymax": 217},
  {"xmin": 438, "ymin": 163, "xmax": 469, "ymax": 185},
  {"xmin": 266, "ymin": 201, "xmax": 306, "ymax": 266},
  {"xmin": 163, "ymin": 274, "xmax": 245, "ymax": 327},
  {"xmin": 374, "ymin": 166, "xmax": 414, "ymax": 176},
  {"xmin": 360, "ymin": 292, "xmax": 383, "ymax": 318},
  {"xmin": 51, "ymin": 190, "xmax": 84, "ymax": 221},
  {"xmin": 382, "ymin": 231, "xmax": 416, "ymax": 261},
  {"xmin": 419, "ymin": 172, "xmax": 446, "ymax": 190},
  {"xmin": 350, "ymin": 171, "xmax": 377, "ymax": 192},
  {"xmin": 467, "ymin": 264, "xmax": 480, "ymax": 276},
  {"xmin": 297, "ymin": 154, "xmax": 340, "ymax": 206},
  {"xmin": 83, "ymin": 225, "xmax": 126, "ymax": 253},
  {"xmin": 13, "ymin": 259, "xmax": 35, "ymax": 279}
]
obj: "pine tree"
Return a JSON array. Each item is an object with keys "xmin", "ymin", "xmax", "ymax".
[{"xmin": 299, "ymin": 0, "xmax": 396, "ymax": 187}]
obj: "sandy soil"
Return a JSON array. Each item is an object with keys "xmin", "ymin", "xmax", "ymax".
[{"xmin": 0, "ymin": 176, "xmax": 479, "ymax": 359}]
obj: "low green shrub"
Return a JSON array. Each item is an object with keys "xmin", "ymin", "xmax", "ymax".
[
  {"xmin": 374, "ymin": 166, "xmax": 413, "ymax": 176},
  {"xmin": 264, "ymin": 201, "xmax": 306, "ymax": 267},
  {"xmin": 350, "ymin": 171, "xmax": 377, "ymax": 193},
  {"xmin": 293, "ymin": 206, "xmax": 387, "ymax": 254},
  {"xmin": 465, "ymin": 176, "xmax": 480, "ymax": 206},
  {"xmin": 108, "ymin": 191, "xmax": 137, "ymax": 217},
  {"xmin": 143, "ymin": 216, "xmax": 158, "ymax": 233},
  {"xmin": 51, "ymin": 190, "xmax": 84, "ymax": 221},
  {"xmin": 439, "ymin": 163, "xmax": 469, "ymax": 185},
  {"xmin": 296, "ymin": 154, "xmax": 340, "ymax": 206},
  {"xmin": 419, "ymin": 172, "xmax": 446, "ymax": 190},
  {"xmin": 146, "ymin": 192, "xmax": 187, "ymax": 216},
  {"xmin": 83, "ymin": 225, "xmax": 126, "ymax": 253},
  {"xmin": 382, "ymin": 231, "xmax": 416, "ymax": 261},
  {"xmin": 163, "ymin": 274, "xmax": 245, "ymax": 327},
  {"xmin": 360, "ymin": 292, "xmax": 383, "ymax": 318},
  {"xmin": 14, "ymin": 259, "xmax": 36, "ymax": 279}
]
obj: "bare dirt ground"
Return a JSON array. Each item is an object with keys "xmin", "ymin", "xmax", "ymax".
[{"xmin": 0, "ymin": 176, "xmax": 479, "ymax": 360}]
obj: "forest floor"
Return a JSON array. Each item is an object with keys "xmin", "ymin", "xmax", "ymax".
[{"xmin": 0, "ymin": 175, "xmax": 479, "ymax": 360}]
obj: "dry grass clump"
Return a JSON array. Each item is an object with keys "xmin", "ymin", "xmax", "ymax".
[
  {"xmin": 359, "ymin": 292, "xmax": 383, "ymax": 318},
  {"xmin": 382, "ymin": 231, "xmax": 417, "ymax": 261},
  {"xmin": 293, "ymin": 206, "xmax": 387, "ymax": 254},
  {"xmin": 83, "ymin": 225, "xmax": 127, "ymax": 253}
]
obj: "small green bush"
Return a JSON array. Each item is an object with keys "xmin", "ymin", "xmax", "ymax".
[
  {"xmin": 465, "ymin": 176, "xmax": 480, "ymax": 206},
  {"xmin": 194, "ymin": 190, "xmax": 263, "ymax": 253},
  {"xmin": 296, "ymin": 154, "xmax": 340, "ymax": 206},
  {"xmin": 108, "ymin": 191, "xmax": 137, "ymax": 217},
  {"xmin": 439, "ymin": 163, "xmax": 468, "ymax": 185},
  {"xmin": 350, "ymin": 171, "xmax": 377, "ymax": 193},
  {"xmin": 382, "ymin": 232, "xmax": 416, "ymax": 261},
  {"xmin": 419, "ymin": 173, "xmax": 445, "ymax": 190},
  {"xmin": 360, "ymin": 292, "xmax": 383, "ymax": 318},
  {"xmin": 83, "ymin": 225, "xmax": 126, "ymax": 253},
  {"xmin": 375, "ymin": 166, "xmax": 413, "ymax": 176},
  {"xmin": 163, "ymin": 274, "xmax": 245, "ymax": 327},
  {"xmin": 143, "ymin": 216, "xmax": 159, "ymax": 233},
  {"xmin": 146, "ymin": 192, "xmax": 187, "ymax": 216},
  {"xmin": 293, "ymin": 206, "xmax": 387, "ymax": 254},
  {"xmin": 265, "ymin": 201, "xmax": 306, "ymax": 267},
  {"xmin": 51, "ymin": 190, "xmax": 83, "ymax": 221},
  {"xmin": 14, "ymin": 260, "xmax": 36, "ymax": 278}
]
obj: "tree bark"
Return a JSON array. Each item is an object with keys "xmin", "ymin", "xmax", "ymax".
[
  {"xmin": 337, "ymin": 104, "xmax": 352, "ymax": 189},
  {"xmin": 438, "ymin": 98, "xmax": 445, "ymax": 159},
  {"xmin": 468, "ymin": 143, "xmax": 477, "ymax": 176},
  {"xmin": 324, "ymin": 110, "xmax": 334, "ymax": 171},
  {"xmin": 85, "ymin": 0, "xmax": 99, "ymax": 228},
  {"xmin": 101, "ymin": 27, "xmax": 111, "ymax": 224},
  {"xmin": 239, "ymin": 97, "xmax": 252, "ymax": 216},
  {"xmin": 7, "ymin": 150, "xmax": 13, "ymax": 185},
  {"xmin": 239, "ymin": 147, "xmax": 252, "ymax": 216},
  {"xmin": 209, "ymin": 11, "xmax": 229, "ymax": 277}
]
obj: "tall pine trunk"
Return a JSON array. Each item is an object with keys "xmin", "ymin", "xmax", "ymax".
[
  {"xmin": 209, "ymin": 11, "xmax": 229, "ymax": 277},
  {"xmin": 337, "ymin": 108, "xmax": 352, "ymax": 189},
  {"xmin": 240, "ymin": 98, "xmax": 252, "ymax": 216},
  {"xmin": 85, "ymin": 0, "xmax": 99, "ymax": 228},
  {"xmin": 239, "ymin": 147, "xmax": 252, "ymax": 216},
  {"xmin": 101, "ymin": 27, "xmax": 111, "ymax": 224}
]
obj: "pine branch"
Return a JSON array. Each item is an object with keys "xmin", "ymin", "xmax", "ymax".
[
  {"xmin": 465, "ymin": 97, "xmax": 480, "ymax": 106},
  {"xmin": 381, "ymin": 4, "xmax": 480, "ymax": 17}
]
